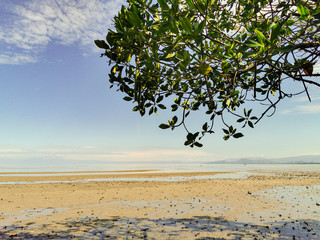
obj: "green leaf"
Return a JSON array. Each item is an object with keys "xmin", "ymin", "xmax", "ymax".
[
  {"xmin": 237, "ymin": 118, "xmax": 245, "ymax": 123},
  {"xmin": 242, "ymin": 50, "xmax": 256, "ymax": 59},
  {"xmin": 133, "ymin": 106, "xmax": 139, "ymax": 112},
  {"xmin": 222, "ymin": 61, "xmax": 231, "ymax": 73},
  {"xmin": 157, "ymin": 95, "xmax": 164, "ymax": 103},
  {"xmin": 254, "ymin": 29, "xmax": 266, "ymax": 44},
  {"xmin": 159, "ymin": 123, "xmax": 170, "ymax": 129},
  {"xmin": 158, "ymin": 104, "xmax": 166, "ymax": 109},
  {"xmin": 245, "ymin": 40, "xmax": 264, "ymax": 48},
  {"xmin": 202, "ymin": 122, "xmax": 208, "ymax": 131},
  {"xmin": 193, "ymin": 132, "xmax": 199, "ymax": 139},
  {"xmin": 171, "ymin": 104, "xmax": 178, "ymax": 111},
  {"xmin": 157, "ymin": 0, "xmax": 169, "ymax": 11},
  {"xmin": 123, "ymin": 96, "xmax": 132, "ymax": 101},
  {"xmin": 297, "ymin": 5, "xmax": 310, "ymax": 17},
  {"xmin": 126, "ymin": 54, "xmax": 132, "ymax": 62},
  {"xmin": 276, "ymin": 45, "xmax": 295, "ymax": 53},
  {"xmin": 149, "ymin": 107, "xmax": 154, "ymax": 115},
  {"xmin": 194, "ymin": 142, "xmax": 203, "ymax": 147},
  {"xmin": 165, "ymin": 53, "xmax": 175, "ymax": 59},
  {"xmin": 94, "ymin": 40, "xmax": 109, "ymax": 49},
  {"xmin": 222, "ymin": 128, "xmax": 229, "ymax": 134},
  {"xmin": 248, "ymin": 121, "xmax": 254, "ymax": 128},
  {"xmin": 128, "ymin": 12, "xmax": 142, "ymax": 27},
  {"xmin": 187, "ymin": 132, "xmax": 194, "ymax": 141},
  {"xmin": 230, "ymin": 90, "xmax": 239, "ymax": 97},
  {"xmin": 106, "ymin": 31, "xmax": 116, "ymax": 46},
  {"xmin": 198, "ymin": 64, "xmax": 212, "ymax": 75},
  {"xmin": 195, "ymin": 20, "xmax": 206, "ymax": 35},
  {"xmin": 140, "ymin": 109, "xmax": 145, "ymax": 116},
  {"xmin": 180, "ymin": 17, "xmax": 193, "ymax": 33},
  {"xmin": 170, "ymin": 21, "xmax": 179, "ymax": 34},
  {"xmin": 223, "ymin": 135, "xmax": 230, "ymax": 141},
  {"xmin": 270, "ymin": 23, "xmax": 281, "ymax": 43},
  {"xmin": 233, "ymin": 133, "xmax": 244, "ymax": 138},
  {"xmin": 172, "ymin": 116, "xmax": 178, "ymax": 124}
]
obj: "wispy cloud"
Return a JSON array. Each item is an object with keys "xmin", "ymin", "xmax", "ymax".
[
  {"xmin": 281, "ymin": 104, "xmax": 320, "ymax": 115},
  {"xmin": 0, "ymin": 0, "xmax": 125, "ymax": 64},
  {"xmin": 0, "ymin": 148, "xmax": 24, "ymax": 153},
  {"xmin": 314, "ymin": 61, "xmax": 320, "ymax": 74},
  {"xmin": 296, "ymin": 105, "xmax": 320, "ymax": 114},
  {"xmin": 281, "ymin": 91, "xmax": 320, "ymax": 114},
  {"xmin": 0, "ymin": 51, "xmax": 37, "ymax": 64},
  {"xmin": 119, "ymin": 149, "xmax": 213, "ymax": 162},
  {"xmin": 0, "ymin": 146, "xmax": 213, "ymax": 163},
  {"xmin": 293, "ymin": 95, "xmax": 320, "ymax": 103}
]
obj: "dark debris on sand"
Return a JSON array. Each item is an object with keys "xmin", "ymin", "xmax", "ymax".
[{"xmin": 1, "ymin": 216, "xmax": 320, "ymax": 239}]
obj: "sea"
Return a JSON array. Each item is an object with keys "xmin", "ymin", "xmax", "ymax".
[
  {"xmin": 0, "ymin": 163, "xmax": 319, "ymax": 185},
  {"xmin": 1, "ymin": 163, "xmax": 320, "ymax": 173}
]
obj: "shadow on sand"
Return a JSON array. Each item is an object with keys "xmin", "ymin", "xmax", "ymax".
[{"xmin": 1, "ymin": 215, "xmax": 319, "ymax": 239}]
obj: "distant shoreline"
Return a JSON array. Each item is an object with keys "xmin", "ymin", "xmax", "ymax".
[
  {"xmin": 209, "ymin": 162, "xmax": 320, "ymax": 164},
  {"xmin": 208, "ymin": 155, "xmax": 320, "ymax": 165}
]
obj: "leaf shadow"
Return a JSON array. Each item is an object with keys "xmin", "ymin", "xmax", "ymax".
[{"xmin": 1, "ymin": 215, "xmax": 320, "ymax": 239}]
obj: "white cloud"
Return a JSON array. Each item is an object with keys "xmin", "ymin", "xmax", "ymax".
[
  {"xmin": 314, "ymin": 61, "xmax": 320, "ymax": 74},
  {"xmin": 0, "ymin": 148, "xmax": 24, "ymax": 153},
  {"xmin": 0, "ymin": 0, "xmax": 125, "ymax": 64},
  {"xmin": 0, "ymin": 52, "xmax": 37, "ymax": 64},
  {"xmin": 296, "ymin": 105, "xmax": 320, "ymax": 114},
  {"xmin": 281, "ymin": 104, "xmax": 320, "ymax": 115},
  {"xmin": 0, "ymin": 146, "xmax": 213, "ymax": 163},
  {"xmin": 118, "ymin": 149, "xmax": 213, "ymax": 162},
  {"xmin": 293, "ymin": 95, "xmax": 320, "ymax": 103}
]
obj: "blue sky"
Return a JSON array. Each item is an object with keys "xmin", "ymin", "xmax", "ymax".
[{"xmin": 0, "ymin": 0, "xmax": 320, "ymax": 168}]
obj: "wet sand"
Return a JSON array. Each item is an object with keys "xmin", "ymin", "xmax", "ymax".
[
  {"xmin": 0, "ymin": 171, "xmax": 231, "ymax": 183},
  {"xmin": 0, "ymin": 171, "xmax": 319, "ymax": 239}
]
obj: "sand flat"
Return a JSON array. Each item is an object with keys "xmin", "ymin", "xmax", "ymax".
[
  {"xmin": 0, "ymin": 171, "xmax": 319, "ymax": 239},
  {"xmin": 0, "ymin": 170, "xmax": 157, "ymax": 175},
  {"xmin": 0, "ymin": 171, "xmax": 230, "ymax": 182}
]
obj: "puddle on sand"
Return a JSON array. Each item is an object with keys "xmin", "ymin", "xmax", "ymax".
[
  {"xmin": 0, "ymin": 207, "xmax": 68, "ymax": 228},
  {"xmin": 0, "ymin": 171, "xmax": 159, "ymax": 177},
  {"xmin": 0, "ymin": 172, "xmax": 252, "ymax": 185},
  {"xmin": 237, "ymin": 185, "xmax": 320, "ymax": 239},
  {"xmin": 254, "ymin": 185, "xmax": 320, "ymax": 220}
]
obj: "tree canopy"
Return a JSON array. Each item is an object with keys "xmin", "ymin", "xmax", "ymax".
[{"xmin": 95, "ymin": 0, "xmax": 320, "ymax": 147}]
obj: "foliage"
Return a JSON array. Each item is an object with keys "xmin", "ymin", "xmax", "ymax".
[{"xmin": 96, "ymin": 0, "xmax": 320, "ymax": 147}]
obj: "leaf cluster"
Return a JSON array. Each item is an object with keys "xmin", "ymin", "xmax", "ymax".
[{"xmin": 96, "ymin": 0, "xmax": 320, "ymax": 147}]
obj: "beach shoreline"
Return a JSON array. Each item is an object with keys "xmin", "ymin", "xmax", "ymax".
[
  {"xmin": 0, "ymin": 171, "xmax": 233, "ymax": 183},
  {"xmin": 0, "ymin": 170, "xmax": 319, "ymax": 239},
  {"xmin": 0, "ymin": 170, "xmax": 158, "ymax": 175}
]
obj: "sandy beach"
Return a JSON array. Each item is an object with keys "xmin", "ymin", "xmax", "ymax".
[{"xmin": 0, "ymin": 170, "xmax": 319, "ymax": 239}]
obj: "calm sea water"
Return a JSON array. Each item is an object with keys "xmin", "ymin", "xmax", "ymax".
[
  {"xmin": 0, "ymin": 163, "xmax": 319, "ymax": 185},
  {"xmin": 1, "ymin": 163, "xmax": 320, "ymax": 173}
]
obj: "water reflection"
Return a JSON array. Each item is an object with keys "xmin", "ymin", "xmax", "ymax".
[{"xmin": 0, "ymin": 172, "xmax": 251, "ymax": 185}]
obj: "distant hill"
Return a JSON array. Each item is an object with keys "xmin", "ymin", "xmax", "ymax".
[{"xmin": 209, "ymin": 155, "xmax": 320, "ymax": 164}]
